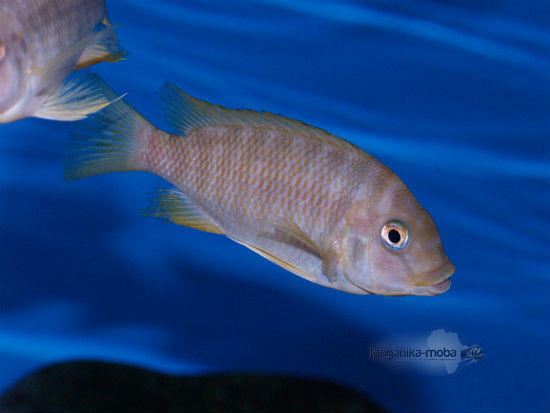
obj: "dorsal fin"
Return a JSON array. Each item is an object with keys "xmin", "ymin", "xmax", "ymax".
[
  {"xmin": 141, "ymin": 188, "xmax": 223, "ymax": 234},
  {"xmin": 157, "ymin": 82, "xmax": 359, "ymax": 153}
]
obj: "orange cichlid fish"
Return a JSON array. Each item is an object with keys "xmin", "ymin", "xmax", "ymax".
[
  {"xmin": 65, "ymin": 82, "xmax": 456, "ymax": 296},
  {"xmin": 0, "ymin": 0, "xmax": 126, "ymax": 123}
]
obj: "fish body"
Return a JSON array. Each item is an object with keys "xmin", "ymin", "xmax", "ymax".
[
  {"xmin": 66, "ymin": 82, "xmax": 455, "ymax": 296},
  {"xmin": 0, "ymin": 0, "xmax": 125, "ymax": 123},
  {"xmin": 461, "ymin": 345, "xmax": 485, "ymax": 364}
]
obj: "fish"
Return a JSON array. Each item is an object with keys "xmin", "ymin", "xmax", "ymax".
[
  {"xmin": 0, "ymin": 0, "xmax": 126, "ymax": 123},
  {"xmin": 461, "ymin": 345, "xmax": 485, "ymax": 364},
  {"xmin": 64, "ymin": 81, "xmax": 456, "ymax": 296}
]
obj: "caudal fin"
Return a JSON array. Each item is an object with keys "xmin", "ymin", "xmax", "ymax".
[{"xmin": 64, "ymin": 79, "xmax": 152, "ymax": 181}]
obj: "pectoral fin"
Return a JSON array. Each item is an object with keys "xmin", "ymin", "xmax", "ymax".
[
  {"xmin": 33, "ymin": 23, "xmax": 126, "ymax": 121},
  {"xmin": 34, "ymin": 25, "xmax": 118, "ymax": 95},
  {"xmin": 141, "ymin": 188, "xmax": 223, "ymax": 234},
  {"xmin": 320, "ymin": 243, "xmax": 342, "ymax": 283},
  {"xmin": 272, "ymin": 216, "xmax": 339, "ymax": 283},
  {"xmin": 76, "ymin": 23, "xmax": 127, "ymax": 69},
  {"xmin": 272, "ymin": 216, "xmax": 321, "ymax": 255},
  {"xmin": 233, "ymin": 240, "xmax": 315, "ymax": 282}
]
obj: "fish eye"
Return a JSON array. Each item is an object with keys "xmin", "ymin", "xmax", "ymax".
[
  {"xmin": 381, "ymin": 220, "xmax": 409, "ymax": 252},
  {"xmin": 0, "ymin": 39, "xmax": 5, "ymax": 61}
]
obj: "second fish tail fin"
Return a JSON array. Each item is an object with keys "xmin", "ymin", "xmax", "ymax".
[{"xmin": 64, "ymin": 79, "xmax": 153, "ymax": 181}]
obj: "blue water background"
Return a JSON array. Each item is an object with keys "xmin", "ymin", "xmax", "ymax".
[{"xmin": 1, "ymin": 1, "xmax": 549, "ymax": 411}]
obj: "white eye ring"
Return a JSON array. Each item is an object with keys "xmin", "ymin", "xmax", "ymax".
[
  {"xmin": 381, "ymin": 220, "xmax": 409, "ymax": 252},
  {"xmin": 0, "ymin": 39, "xmax": 5, "ymax": 61}
]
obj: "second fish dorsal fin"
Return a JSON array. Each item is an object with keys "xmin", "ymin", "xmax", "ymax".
[
  {"xmin": 141, "ymin": 188, "xmax": 223, "ymax": 234},
  {"xmin": 157, "ymin": 83, "xmax": 359, "ymax": 153}
]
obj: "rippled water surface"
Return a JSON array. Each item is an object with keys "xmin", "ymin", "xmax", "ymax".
[{"xmin": 1, "ymin": 1, "xmax": 549, "ymax": 411}]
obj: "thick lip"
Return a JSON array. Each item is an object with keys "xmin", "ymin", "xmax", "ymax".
[
  {"xmin": 423, "ymin": 277, "xmax": 452, "ymax": 295},
  {"xmin": 413, "ymin": 259, "xmax": 456, "ymax": 286},
  {"xmin": 343, "ymin": 258, "xmax": 456, "ymax": 297},
  {"xmin": 414, "ymin": 260, "xmax": 456, "ymax": 296}
]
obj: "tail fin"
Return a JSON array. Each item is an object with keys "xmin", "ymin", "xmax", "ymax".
[{"xmin": 64, "ymin": 79, "xmax": 152, "ymax": 181}]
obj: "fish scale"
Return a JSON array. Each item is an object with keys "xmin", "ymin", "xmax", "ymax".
[
  {"xmin": 144, "ymin": 124, "xmax": 352, "ymax": 266},
  {"xmin": 208, "ymin": 129, "xmax": 345, "ymax": 246}
]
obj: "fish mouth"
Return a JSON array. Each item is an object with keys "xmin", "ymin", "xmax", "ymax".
[
  {"xmin": 343, "ymin": 258, "xmax": 456, "ymax": 297},
  {"xmin": 423, "ymin": 277, "xmax": 452, "ymax": 295},
  {"xmin": 413, "ymin": 260, "xmax": 456, "ymax": 296}
]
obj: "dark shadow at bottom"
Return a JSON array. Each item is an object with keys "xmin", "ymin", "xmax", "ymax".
[{"xmin": 0, "ymin": 360, "xmax": 386, "ymax": 412}]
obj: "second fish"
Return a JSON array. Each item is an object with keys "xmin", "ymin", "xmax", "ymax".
[{"xmin": 0, "ymin": 0, "xmax": 125, "ymax": 123}]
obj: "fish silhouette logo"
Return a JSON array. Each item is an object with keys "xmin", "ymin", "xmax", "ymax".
[
  {"xmin": 460, "ymin": 345, "xmax": 485, "ymax": 365},
  {"xmin": 370, "ymin": 330, "xmax": 484, "ymax": 375}
]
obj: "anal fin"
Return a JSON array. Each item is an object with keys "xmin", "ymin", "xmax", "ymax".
[
  {"xmin": 36, "ymin": 72, "xmax": 122, "ymax": 121},
  {"xmin": 141, "ymin": 188, "xmax": 223, "ymax": 234}
]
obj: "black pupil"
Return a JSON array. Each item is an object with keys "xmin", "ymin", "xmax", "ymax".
[{"xmin": 388, "ymin": 229, "xmax": 401, "ymax": 244}]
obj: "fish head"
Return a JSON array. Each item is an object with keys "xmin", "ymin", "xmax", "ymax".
[
  {"xmin": 339, "ymin": 176, "xmax": 455, "ymax": 296},
  {"xmin": 0, "ymin": 15, "xmax": 27, "ymax": 119}
]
